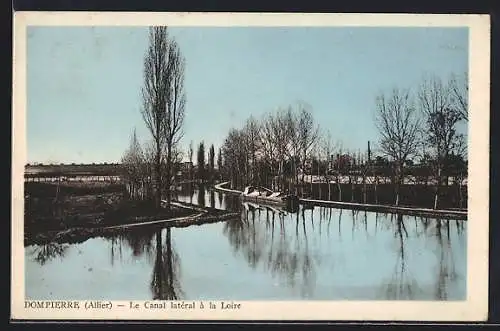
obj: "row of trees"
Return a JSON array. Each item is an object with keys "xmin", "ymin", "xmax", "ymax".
[
  {"xmin": 376, "ymin": 73, "xmax": 468, "ymax": 208},
  {"xmin": 121, "ymin": 129, "xmax": 183, "ymax": 203},
  {"xmin": 187, "ymin": 141, "xmax": 220, "ymax": 183},
  {"xmin": 221, "ymin": 102, "xmax": 321, "ymax": 194},
  {"xmin": 122, "ymin": 133, "xmax": 221, "ymax": 205},
  {"xmin": 219, "ymin": 73, "xmax": 468, "ymax": 209}
]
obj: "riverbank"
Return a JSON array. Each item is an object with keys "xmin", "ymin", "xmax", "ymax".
[
  {"xmin": 214, "ymin": 182, "xmax": 467, "ymax": 220},
  {"xmin": 25, "ymin": 182, "xmax": 194, "ymax": 232},
  {"xmin": 25, "ymin": 205, "xmax": 239, "ymax": 246},
  {"xmin": 24, "ymin": 182, "xmax": 239, "ymax": 246},
  {"xmin": 303, "ymin": 181, "xmax": 467, "ymax": 210}
]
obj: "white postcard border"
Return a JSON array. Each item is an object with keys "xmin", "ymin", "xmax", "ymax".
[{"xmin": 11, "ymin": 12, "xmax": 490, "ymax": 321}]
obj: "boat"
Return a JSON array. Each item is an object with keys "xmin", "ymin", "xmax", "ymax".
[{"xmin": 241, "ymin": 186, "xmax": 299, "ymax": 210}]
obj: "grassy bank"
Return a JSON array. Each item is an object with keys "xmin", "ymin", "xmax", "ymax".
[
  {"xmin": 24, "ymin": 181, "xmax": 239, "ymax": 246},
  {"xmin": 25, "ymin": 182, "xmax": 195, "ymax": 238}
]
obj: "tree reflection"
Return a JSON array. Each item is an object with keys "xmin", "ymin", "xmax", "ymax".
[
  {"xmin": 218, "ymin": 191, "xmax": 224, "ymax": 207},
  {"xmin": 300, "ymin": 207, "xmax": 315, "ymax": 298},
  {"xmin": 197, "ymin": 185, "xmax": 206, "ymax": 207},
  {"xmin": 223, "ymin": 203, "xmax": 316, "ymax": 298},
  {"xmin": 223, "ymin": 203, "xmax": 263, "ymax": 268},
  {"xmin": 224, "ymin": 194, "xmax": 241, "ymax": 212},
  {"xmin": 338, "ymin": 209, "xmax": 343, "ymax": 240},
  {"xmin": 150, "ymin": 228, "xmax": 183, "ymax": 300},
  {"xmin": 434, "ymin": 219, "xmax": 459, "ymax": 300},
  {"xmin": 29, "ymin": 242, "xmax": 69, "ymax": 265},
  {"xmin": 216, "ymin": 191, "xmax": 464, "ymax": 300},
  {"xmin": 210, "ymin": 190, "xmax": 216, "ymax": 209},
  {"xmin": 384, "ymin": 213, "xmax": 419, "ymax": 300},
  {"xmin": 189, "ymin": 184, "xmax": 194, "ymax": 204},
  {"xmin": 122, "ymin": 228, "xmax": 155, "ymax": 259},
  {"xmin": 109, "ymin": 235, "xmax": 123, "ymax": 266},
  {"xmin": 105, "ymin": 228, "xmax": 156, "ymax": 265}
]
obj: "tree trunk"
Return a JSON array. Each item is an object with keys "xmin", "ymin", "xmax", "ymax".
[
  {"xmin": 328, "ymin": 180, "xmax": 331, "ymax": 201},
  {"xmin": 395, "ymin": 169, "xmax": 400, "ymax": 207},
  {"xmin": 155, "ymin": 146, "xmax": 161, "ymax": 209},
  {"xmin": 317, "ymin": 162, "xmax": 321, "ymax": 199},
  {"xmin": 434, "ymin": 167, "xmax": 441, "ymax": 210},
  {"xmin": 301, "ymin": 160, "xmax": 306, "ymax": 198},
  {"xmin": 350, "ymin": 175, "xmax": 354, "ymax": 202},
  {"xmin": 458, "ymin": 173, "xmax": 463, "ymax": 209},
  {"xmin": 166, "ymin": 144, "xmax": 172, "ymax": 210},
  {"xmin": 337, "ymin": 175, "xmax": 342, "ymax": 201},
  {"xmin": 230, "ymin": 168, "xmax": 234, "ymax": 189},
  {"xmin": 395, "ymin": 185, "xmax": 400, "ymax": 206},
  {"xmin": 279, "ymin": 160, "xmax": 283, "ymax": 192},
  {"xmin": 363, "ymin": 177, "xmax": 367, "ymax": 204},
  {"xmin": 310, "ymin": 172, "xmax": 313, "ymax": 197}
]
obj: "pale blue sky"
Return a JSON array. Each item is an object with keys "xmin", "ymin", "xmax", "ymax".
[{"xmin": 26, "ymin": 26, "xmax": 468, "ymax": 164}]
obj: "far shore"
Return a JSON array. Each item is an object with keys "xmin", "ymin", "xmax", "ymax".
[{"xmin": 214, "ymin": 182, "xmax": 467, "ymax": 220}]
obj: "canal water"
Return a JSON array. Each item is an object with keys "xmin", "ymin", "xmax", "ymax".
[{"xmin": 25, "ymin": 188, "xmax": 467, "ymax": 301}]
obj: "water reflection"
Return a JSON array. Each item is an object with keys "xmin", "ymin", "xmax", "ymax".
[
  {"xmin": 223, "ymin": 203, "xmax": 317, "ymax": 298},
  {"xmin": 218, "ymin": 190, "xmax": 224, "ymax": 207},
  {"xmin": 197, "ymin": 185, "xmax": 206, "ymax": 207},
  {"xmin": 25, "ymin": 190, "xmax": 467, "ymax": 301},
  {"xmin": 382, "ymin": 214, "xmax": 420, "ymax": 300},
  {"xmin": 151, "ymin": 228, "xmax": 183, "ymax": 300},
  {"xmin": 107, "ymin": 227, "xmax": 156, "ymax": 266},
  {"xmin": 107, "ymin": 227, "xmax": 183, "ymax": 299},
  {"xmin": 29, "ymin": 242, "xmax": 69, "ymax": 265},
  {"xmin": 221, "ymin": 197, "xmax": 466, "ymax": 300},
  {"xmin": 224, "ymin": 194, "xmax": 242, "ymax": 212},
  {"xmin": 210, "ymin": 190, "xmax": 216, "ymax": 209},
  {"xmin": 434, "ymin": 219, "xmax": 461, "ymax": 300}
]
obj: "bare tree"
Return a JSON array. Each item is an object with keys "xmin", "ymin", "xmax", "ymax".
[
  {"xmin": 359, "ymin": 150, "xmax": 370, "ymax": 204},
  {"xmin": 243, "ymin": 116, "xmax": 261, "ymax": 186},
  {"xmin": 163, "ymin": 37, "xmax": 186, "ymax": 209},
  {"xmin": 121, "ymin": 129, "xmax": 144, "ymax": 199},
  {"xmin": 197, "ymin": 141, "xmax": 205, "ymax": 182},
  {"xmin": 333, "ymin": 143, "xmax": 345, "ymax": 201},
  {"xmin": 375, "ymin": 88, "xmax": 421, "ymax": 206},
  {"xmin": 164, "ymin": 146, "xmax": 184, "ymax": 196},
  {"xmin": 218, "ymin": 102, "xmax": 320, "ymax": 195},
  {"xmin": 260, "ymin": 113, "xmax": 278, "ymax": 189},
  {"xmin": 141, "ymin": 27, "xmax": 168, "ymax": 208},
  {"xmin": 418, "ymin": 76, "xmax": 464, "ymax": 209},
  {"xmin": 449, "ymin": 72, "xmax": 468, "ymax": 122},
  {"xmin": 217, "ymin": 147, "xmax": 223, "ymax": 181},
  {"xmin": 287, "ymin": 109, "xmax": 301, "ymax": 194},
  {"xmin": 188, "ymin": 141, "xmax": 193, "ymax": 181},
  {"xmin": 349, "ymin": 150, "xmax": 356, "ymax": 202},
  {"xmin": 140, "ymin": 26, "xmax": 185, "ymax": 210},
  {"xmin": 222, "ymin": 129, "xmax": 246, "ymax": 189},
  {"xmin": 268, "ymin": 109, "xmax": 293, "ymax": 192},
  {"xmin": 320, "ymin": 130, "xmax": 335, "ymax": 201},
  {"xmin": 208, "ymin": 144, "xmax": 215, "ymax": 184},
  {"xmin": 297, "ymin": 103, "xmax": 320, "ymax": 193},
  {"xmin": 142, "ymin": 140, "xmax": 158, "ymax": 200}
]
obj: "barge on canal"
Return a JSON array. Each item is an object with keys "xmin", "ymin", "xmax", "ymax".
[{"xmin": 241, "ymin": 186, "xmax": 299, "ymax": 211}]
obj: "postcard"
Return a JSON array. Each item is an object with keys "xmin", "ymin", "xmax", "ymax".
[{"xmin": 12, "ymin": 12, "xmax": 490, "ymax": 321}]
